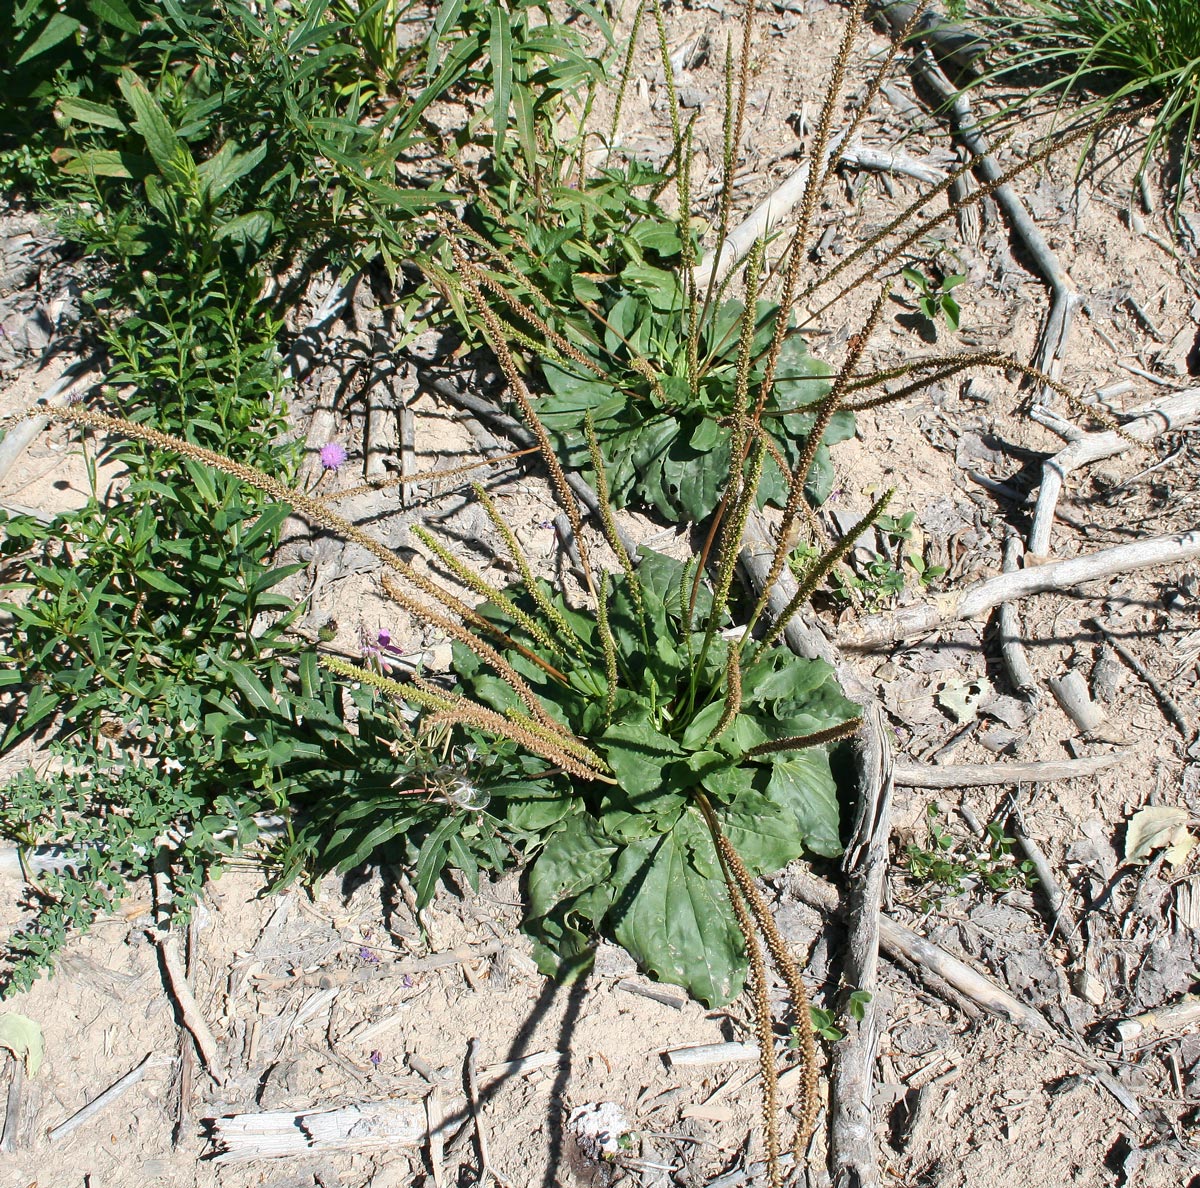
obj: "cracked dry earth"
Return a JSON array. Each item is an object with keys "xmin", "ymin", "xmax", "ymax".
[{"xmin": 3, "ymin": 1, "xmax": 1200, "ymax": 1186}]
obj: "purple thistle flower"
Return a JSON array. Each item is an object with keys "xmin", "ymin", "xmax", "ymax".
[{"xmin": 320, "ymin": 442, "xmax": 348, "ymax": 470}]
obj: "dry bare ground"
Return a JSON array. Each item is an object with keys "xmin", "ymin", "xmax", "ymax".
[{"xmin": 2, "ymin": 1, "xmax": 1200, "ymax": 1185}]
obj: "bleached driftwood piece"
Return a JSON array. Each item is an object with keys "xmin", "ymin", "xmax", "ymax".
[
  {"xmin": 208, "ymin": 1099, "xmax": 425, "ymax": 1162},
  {"xmin": 1091, "ymin": 615, "xmax": 1195, "ymax": 742},
  {"xmin": 847, "ymin": 529, "xmax": 1200, "ymax": 647},
  {"xmin": 838, "ymin": 144, "xmax": 948, "ymax": 186},
  {"xmin": 467, "ymin": 1038, "xmax": 510, "ymax": 1188},
  {"xmin": 281, "ymin": 273, "xmax": 356, "ymax": 383},
  {"xmin": 1028, "ymin": 388, "xmax": 1200, "ymax": 558}
]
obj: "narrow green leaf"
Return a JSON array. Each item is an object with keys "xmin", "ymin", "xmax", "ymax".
[
  {"xmin": 117, "ymin": 70, "xmax": 187, "ymax": 181},
  {"xmin": 489, "ymin": 5, "xmax": 512, "ymax": 154},
  {"xmin": 135, "ymin": 568, "xmax": 189, "ymax": 595},
  {"xmin": 87, "ymin": 0, "xmax": 141, "ymax": 34},
  {"xmin": 220, "ymin": 660, "xmax": 277, "ymax": 713},
  {"xmin": 15, "ymin": 13, "xmax": 80, "ymax": 65},
  {"xmin": 56, "ymin": 97, "xmax": 127, "ymax": 130},
  {"xmin": 415, "ymin": 815, "xmax": 462, "ymax": 909}
]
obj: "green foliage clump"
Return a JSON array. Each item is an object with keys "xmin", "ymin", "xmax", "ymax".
[
  {"xmin": 981, "ymin": 0, "xmax": 1200, "ymax": 211},
  {"xmin": 451, "ymin": 550, "xmax": 859, "ymax": 1005},
  {"xmin": 903, "ymin": 804, "xmax": 1035, "ymax": 906}
]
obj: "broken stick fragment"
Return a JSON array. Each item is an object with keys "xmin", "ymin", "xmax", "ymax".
[{"xmin": 206, "ymin": 1099, "xmax": 425, "ymax": 1163}]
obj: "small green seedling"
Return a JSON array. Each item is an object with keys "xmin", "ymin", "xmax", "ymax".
[
  {"xmin": 806, "ymin": 990, "xmax": 872, "ymax": 1044},
  {"xmin": 902, "ymin": 266, "xmax": 966, "ymax": 332},
  {"xmin": 904, "ymin": 804, "xmax": 1035, "ymax": 907}
]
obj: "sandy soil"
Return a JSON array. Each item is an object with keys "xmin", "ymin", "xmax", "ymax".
[{"xmin": 2, "ymin": 1, "xmax": 1200, "ymax": 1185}]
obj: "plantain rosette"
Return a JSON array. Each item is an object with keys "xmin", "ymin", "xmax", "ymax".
[
  {"xmin": 453, "ymin": 550, "xmax": 858, "ymax": 1006},
  {"xmin": 534, "ymin": 290, "xmax": 855, "ymax": 524}
]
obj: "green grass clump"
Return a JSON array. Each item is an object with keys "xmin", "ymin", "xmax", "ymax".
[{"xmin": 981, "ymin": 0, "xmax": 1200, "ymax": 210}]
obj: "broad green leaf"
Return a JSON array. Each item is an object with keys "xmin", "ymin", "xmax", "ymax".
[
  {"xmin": 59, "ymin": 149, "xmax": 145, "ymax": 179},
  {"xmin": 764, "ymin": 752, "xmax": 842, "ymax": 859},
  {"xmin": 219, "ymin": 660, "xmax": 277, "ymax": 713},
  {"xmin": 213, "ymin": 211, "xmax": 275, "ymax": 248},
  {"xmin": 600, "ymin": 719, "xmax": 682, "ymax": 801},
  {"xmin": 610, "ymin": 832, "xmax": 745, "ymax": 1006},
  {"xmin": 528, "ymin": 814, "xmax": 617, "ymax": 920},
  {"xmin": 505, "ymin": 796, "xmax": 576, "ymax": 833},
  {"xmin": 197, "ymin": 141, "xmax": 268, "ymax": 202},
  {"xmin": 741, "ymin": 651, "xmax": 839, "ymax": 709},
  {"xmin": 721, "ymin": 788, "xmax": 808, "ymax": 873},
  {"xmin": 679, "ymin": 703, "xmax": 725, "ymax": 751},
  {"xmin": 135, "ymin": 567, "xmax": 189, "ymax": 596}
]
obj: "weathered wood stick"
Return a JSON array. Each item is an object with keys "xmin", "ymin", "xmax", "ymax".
[
  {"xmin": 1115, "ymin": 993, "xmax": 1200, "ymax": 1044},
  {"xmin": 47, "ymin": 1053, "xmax": 157, "ymax": 1143},
  {"xmin": 830, "ymin": 700, "xmax": 893, "ymax": 1188},
  {"xmin": 1029, "ymin": 388, "xmax": 1200, "ymax": 558},
  {"xmin": 998, "ymin": 535, "xmax": 1038, "ymax": 699},
  {"xmin": 0, "ymin": 356, "xmax": 101, "ymax": 486},
  {"xmin": 156, "ymin": 932, "xmax": 227, "ymax": 1086},
  {"xmin": 787, "ymin": 869, "xmax": 1054, "ymax": 1036},
  {"xmin": 893, "ymin": 752, "xmax": 1125, "ymax": 787},
  {"xmin": 847, "ymin": 529, "xmax": 1200, "ymax": 647}
]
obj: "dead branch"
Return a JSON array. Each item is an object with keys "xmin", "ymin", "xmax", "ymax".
[
  {"xmin": 0, "ymin": 356, "xmax": 102, "ymax": 486},
  {"xmin": 786, "ymin": 868, "xmax": 1054, "ymax": 1036},
  {"xmin": 47, "ymin": 1054, "xmax": 159, "ymax": 1143},
  {"xmin": 1116, "ymin": 993, "xmax": 1200, "ymax": 1045},
  {"xmin": 847, "ymin": 529, "xmax": 1200, "ymax": 647},
  {"xmin": 910, "ymin": 53, "xmax": 1081, "ymax": 400},
  {"xmin": 1090, "ymin": 616, "xmax": 1196, "ymax": 744},
  {"xmin": 420, "ymin": 373, "xmax": 641, "ymax": 560},
  {"xmin": 1029, "ymin": 388, "xmax": 1200, "ymax": 558},
  {"xmin": 829, "ymin": 701, "xmax": 893, "ymax": 1188},
  {"xmin": 893, "ymin": 752, "xmax": 1125, "ymax": 787},
  {"xmin": 998, "ymin": 535, "xmax": 1038, "ymax": 699},
  {"xmin": 692, "ymin": 134, "xmax": 847, "ymax": 291},
  {"xmin": 154, "ymin": 931, "xmax": 227, "ymax": 1086}
]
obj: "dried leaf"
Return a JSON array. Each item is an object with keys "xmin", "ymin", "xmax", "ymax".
[
  {"xmin": 0, "ymin": 1012, "xmax": 43, "ymax": 1075},
  {"xmin": 937, "ymin": 677, "xmax": 991, "ymax": 724},
  {"xmin": 1124, "ymin": 806, "xmax": 1193, "ymax": 865},
  {"xmin": 1166, "ymin": 831, "xmax": 1198, "ymax": 868}
]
